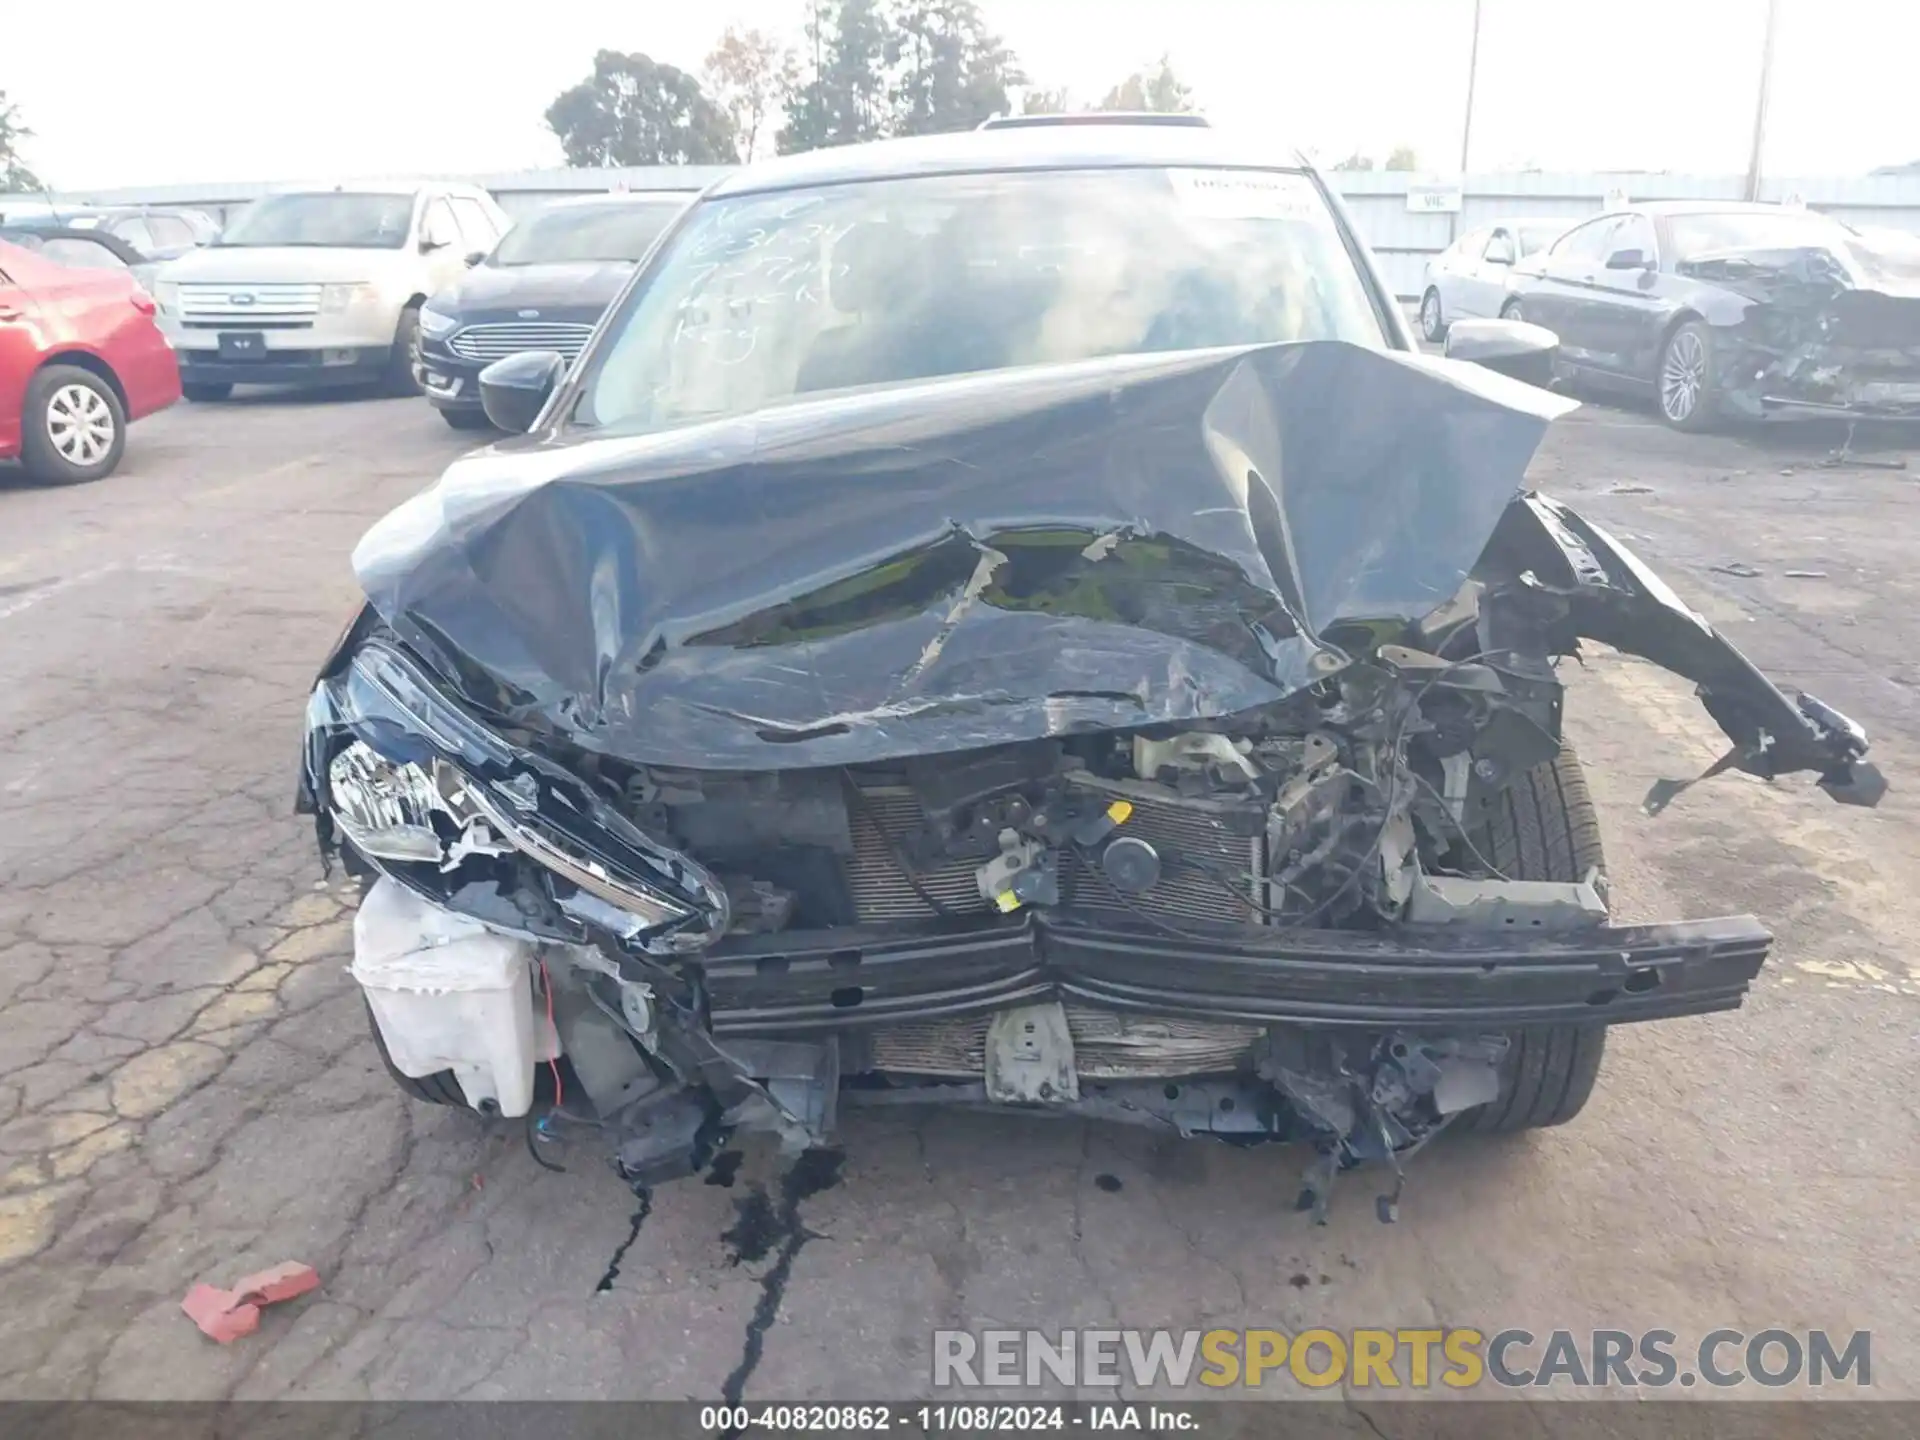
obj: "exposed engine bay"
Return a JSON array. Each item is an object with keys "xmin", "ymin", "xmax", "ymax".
[
  {"xmin": 300, "ymin": 339, "xmax": 1885, "ymax": 1220},
  {"xmin": 1679, "ymin": 236, "xmax": 1920, "ymax": 418}
]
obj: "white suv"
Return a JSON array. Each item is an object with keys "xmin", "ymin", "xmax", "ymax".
[{"xmin": 153, "ymin": 182, "xmax": 509, "ymax": 401}]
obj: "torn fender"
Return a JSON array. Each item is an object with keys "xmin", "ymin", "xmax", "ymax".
[{"xmin": 1483, "ymin": 495, "xmax": 1885, "ymax": 808}]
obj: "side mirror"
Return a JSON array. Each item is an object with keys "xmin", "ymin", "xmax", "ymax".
[
  {"xmin": 1605, "ymin": 248, "xmax": 1649, "ymax": 270},
  {"xmin": 1443, "ymin": 317, "xmax": 1559, "ymax": 388},
  {"xmin": 1485, "ymin": 246, "xmax": 1515, "ymax": 267},
  {"xmin": 463, "ymin": 250, "xmax": 486, "ymax": 268},
  {"xmin": 419, "ymin": 236, "xmax": 450, "ymax": 254},
  {"xmin": 479, "ymin": 350, "xmax": 565, "ymax": 433}
]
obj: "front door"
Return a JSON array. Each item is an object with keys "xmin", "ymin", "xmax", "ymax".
[
  {"xmin": 1583, "ymin": 212, "xmax": 1666, "ymax": 379},
  {"xmin": 0, "ymin": 266, "xmax": 43, "ymax": 458},
  {"xmin": 1528, "ymin": 216, "xmax": 1620, "ymax": 366}
]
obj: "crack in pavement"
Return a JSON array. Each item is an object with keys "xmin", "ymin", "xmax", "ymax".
[{"xmin": 593, "ymin": 1187, "xmax": 652, "ymax": 1294}]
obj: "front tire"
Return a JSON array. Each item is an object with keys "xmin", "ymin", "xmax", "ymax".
[
  {"xmin": 364, "ymin": 999, "xmax": 468, "ymax": 1107},
  {"xmin": 1657, "ymin": 320, "xmax": 1718, "ymax": 431},
  {"xmin": 19, "ymin": 365, "xmax": 126, "ymax": 486},
  {"xmin": 1452, "ymin": 748, "xmax": 1610, "ymax": 1133},
  {"xmin": 439, "ymin": 407, "xmax": 493, "ymax": 431},
  {"xmin": 1419, "ymin": 288, "xmax": 1447, "ymax": 343},
  {"xmin": 1500, "ymin": 298, "xmax": 1525, "ymax": 322},
  {"xmin": 382, "ymin": 305, "xmax": 423, "ymax": 398},
  {"xmin": 181, "ymin": 381, "xmax": 232, "ymax": 403}
]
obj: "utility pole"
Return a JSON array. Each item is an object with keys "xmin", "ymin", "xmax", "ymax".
[
  {"xmin": 1744, "ymin": 0, "xmax": 1781, "ymax": 201},
  {"xmin": 1451, "ymin": 0, "xmax": 1484, "ymax": 244},
  {"xmin": 1459, "ymin": 0, "xmax": 1483, "ymax": 177}
]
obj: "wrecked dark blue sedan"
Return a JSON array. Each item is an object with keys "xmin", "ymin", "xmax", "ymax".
[{"xmin": 297, "ymin": 119, "xmax": 1884, "ymax": 1221}]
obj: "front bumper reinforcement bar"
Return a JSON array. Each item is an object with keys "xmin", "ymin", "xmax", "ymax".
[{"xmin": 695, "ymin": 911, "xmax": 1772, "ymax": 1035}]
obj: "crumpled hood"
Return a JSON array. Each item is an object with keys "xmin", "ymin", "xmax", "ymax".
[
  {"xmin": 437, "ymin": 260, "xmax": 633, "ymax": 318},
  {"xmin": 352, "ymin": 341, "xmax": 1574, "ymax": 771},
  {"xmin": 1679, "ymin": 233, "xmax": 1920, "ymax": 307}
]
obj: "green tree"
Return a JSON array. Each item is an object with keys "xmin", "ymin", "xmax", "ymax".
[
  {"xmin": 0, "ymin": 91, "xmax": 43, "ymax": 193},
  {"xmin": 889, "ymin": 0, "xmax": 1025, "ymax": 136},
  {"xmin": 705, "ymin": 26, "xmax": 799, "ymax": 162},
  {"xmin": 546, "ymin": 51, "xmax": 737, "ymax": 167},
  {"xmin": 1017, "ymin": 85, "xmax": 1071, "ymax": 115},
  {"xmin": 1098, "ymin": 55, "xmax": 1195, "ymax": 113},
  {"xmin": 1384, "ymin": 145, "xmax": 1419, "ymax": 171},
  {"xmin": 779, "ymin": 0, "xmax": 896, "ymax": 153},
  {"xmin": 1330, "ymin": 151, "xmax": 1375, "ymax": 171}
]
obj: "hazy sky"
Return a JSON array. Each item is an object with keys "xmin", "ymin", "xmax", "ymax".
[{"xmin": 9, "ymin": 0, "xmax": 1918, "ymax": 190}]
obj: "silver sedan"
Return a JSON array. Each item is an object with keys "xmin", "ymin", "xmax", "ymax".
[{"xmin": 1420, "ymin": 219, "xmax": 1569, "ymax": 341}]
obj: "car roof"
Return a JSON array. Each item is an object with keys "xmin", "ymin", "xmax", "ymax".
[
  {"xmin": 707, "ymin": 121, "xmax": 1306, "ymax": 198},
  {"xmin": 1465, "ymin": 217, "xmax": 1571, "ymax": 231},
  {"xmin": 0, "ymin": 226, "xmax": 145, "ymax": 262},
  {"xmin": 260, "ymin": 181, "xmax": 487, "ymax": 199},
  {"xmin": 1622, "ymin": 199, "xmax": 1820, "ymax": 217},
  {"xmin": 535, "ymin": 191, "xmax": 693, "ymax": 211}
]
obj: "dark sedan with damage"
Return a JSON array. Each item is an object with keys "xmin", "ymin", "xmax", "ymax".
[
  {"xmin": 298, "ymin": 120, "xmax": 1884, "ymax": 1220},
  {"xmin": 1501, "ymin": 200, "xmax": 1920, "ymax": 429},
  {"xmin": 415, "ymin": 192, "xmax": 691, "ymax": 429}
]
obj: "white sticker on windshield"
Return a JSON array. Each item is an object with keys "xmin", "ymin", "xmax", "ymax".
[{"xmin": 1168, "ymin": 169, "xmax": 1323, "ymax": 221}]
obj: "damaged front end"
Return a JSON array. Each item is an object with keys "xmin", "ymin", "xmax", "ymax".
[
  {"xmin": 298, "ymin": 340, "xmax": 1883, "ymax": 1217},
  {"xmin": 1683, "ymin": 237, "xmax": 1920, "ymax": 419}
]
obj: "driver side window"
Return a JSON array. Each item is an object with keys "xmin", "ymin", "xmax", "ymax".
[
  {"xmin": 1612, "ymin": 214, "xmax": 1657, "ymax": 264},
  {"xmin": 1554, "ymin": 217, "xmax": 1621, "ymax": 263}
]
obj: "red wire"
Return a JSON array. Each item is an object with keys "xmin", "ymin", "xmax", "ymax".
[{"xmin": 538, "ymin": 958, "xmax": 563, "ymax": 1108}]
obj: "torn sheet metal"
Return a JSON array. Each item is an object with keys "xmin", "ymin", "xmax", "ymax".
[
  {"xmin": 349, "ymin": 340, "xmax": 1571, "ymax": 770},
  {"xmin": 1481, "ymin": 496, "xmax": 1883, "ymax": 803},
  {"xmin": 1679, "ymin": 234, "xmax": 1920, "ymax": 418}
]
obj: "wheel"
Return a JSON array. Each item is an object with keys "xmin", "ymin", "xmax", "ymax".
[
  {"xmin": 19, "ymin": 365, "xmax": 127, "ymax": 485},
  {"xmin": 382, "ymin": 305, "xmax": 423, "ymax": 397},
  {"xmin": 363, "ymin": 998, "xmax": 469, "ymax": 1107},
  {"xmin": 439, "ymin": 407, "xmax": 493, "ymax": 431},
  {"xmin": 1452, "ymin": 748, "xmax": 1610, "ymax": 1133},
  {"xmin": 1419, "ymin": 288, "xmax": 1447, "ymax": 343},
  {"xmin": 181, "ymin": 381, "xmax": 232, "ymax": 403},
  {"xmin": 1499, "ymin": 298, "xmax": 1525, "ymax": 322},
  {"xmin": 1657, "ymin": 320, "xmax": 1717, "ymax": 431}
]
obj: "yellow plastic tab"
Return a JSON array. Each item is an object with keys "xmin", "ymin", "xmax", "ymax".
[
  {"xmin": 1106, "ymin": 800, "xmax": 1134, "ymax": 825},
  {"xmin": 994, "ymin": 890, "xmax": 1023, "ymax": 913}
]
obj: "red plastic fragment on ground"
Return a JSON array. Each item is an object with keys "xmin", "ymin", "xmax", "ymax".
[{"xmin": 181, "ymin": 1262, "xmax": 321, "ymax": 1343}]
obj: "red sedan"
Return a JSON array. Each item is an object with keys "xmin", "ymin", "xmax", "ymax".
[{"xmin": 0, "ymin": 238, "xmax": 181, "ymax": 485}]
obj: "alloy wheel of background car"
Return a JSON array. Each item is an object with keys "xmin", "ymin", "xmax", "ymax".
[
  {"xmin": 1500, "ymin": 299, "xmax": 1525, "ymax": 322},
  {"xmin": 1659, "ymin": 324, "xmax": 1711, "ymax": 428},
  {"xmin": 1420, "ymin": 289, "xmax": 1445, "ymax": 342},
  {"xmin": 18, "ymin": 365, "xmax": 128, "ymax": 486}
]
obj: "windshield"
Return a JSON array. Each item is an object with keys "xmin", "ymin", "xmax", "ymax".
[
  {"xmin": 578, "ymin": 166, "xmax": 1385, "ymax": 434},
  {"xmin": 1668, "ymin": 210, "xmax": 1848, "ymax": 260},
  {"xmin": 217, "ymin": 193, "xmax": 414, "ymax": 249},
  {"xmin": 490, "ymin": 200, "xmax": 685, "ymax": 266}
]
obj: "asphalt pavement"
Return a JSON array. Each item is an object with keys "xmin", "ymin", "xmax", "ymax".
[{"xmin": 0, "ymin": 386, "xmax": 1914, "ymax": 1406}]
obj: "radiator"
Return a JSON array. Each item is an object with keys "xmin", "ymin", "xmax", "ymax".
[{"xmin": 867, "ymin": 1006, "xmax": 1261, "ymax": 1079}]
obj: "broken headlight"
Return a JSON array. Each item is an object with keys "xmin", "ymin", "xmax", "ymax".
[
  {"xmin": 306, "ymin": 640, "xmax": 723, "ymax": 947},
  {"xmin": 327, "ymin": 741, "xmax": 450, "ymax": 863}
]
